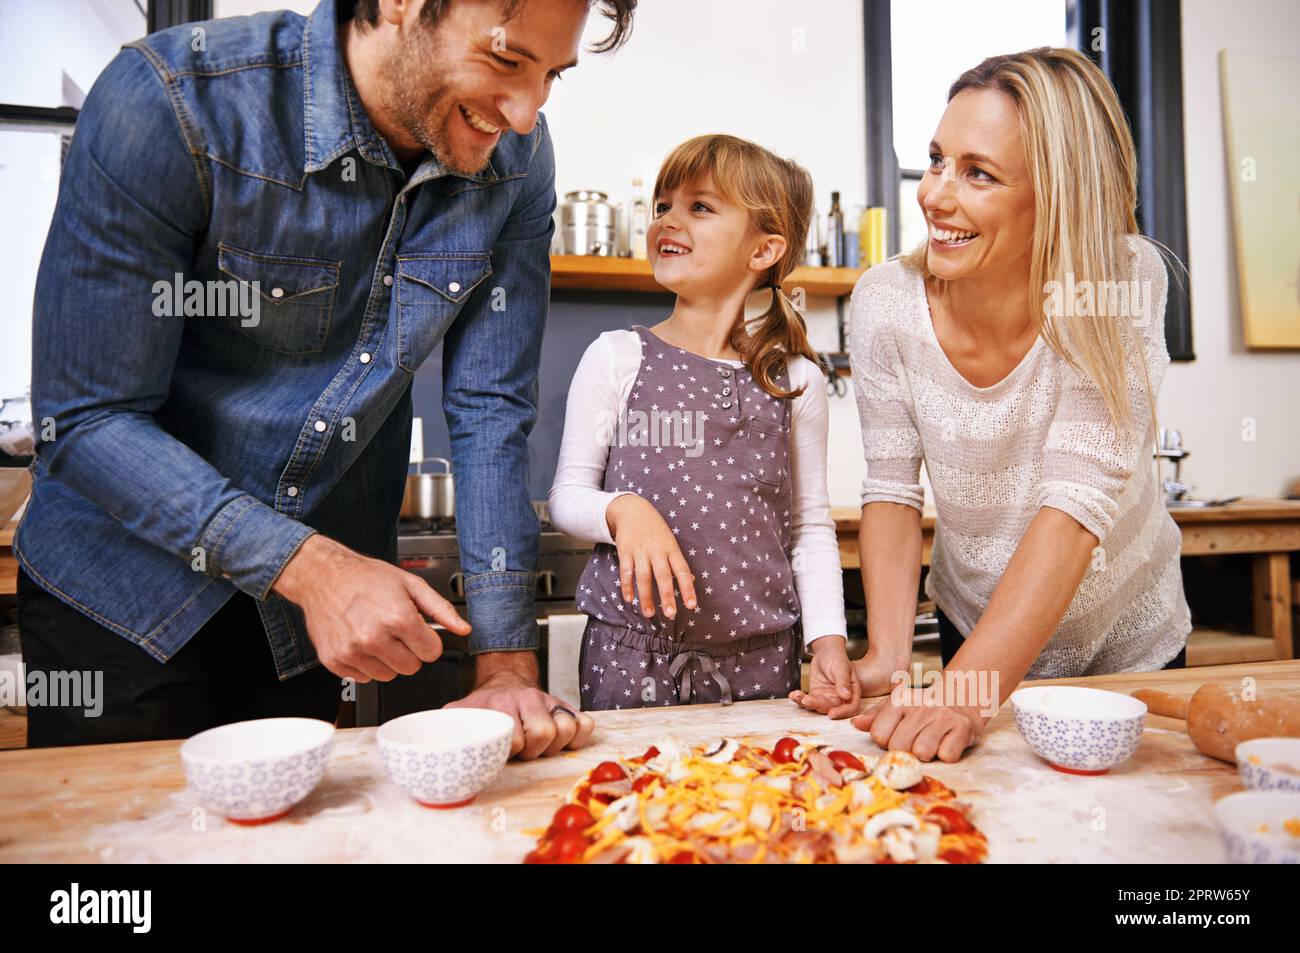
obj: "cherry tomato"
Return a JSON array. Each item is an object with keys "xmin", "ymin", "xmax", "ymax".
[
  {"xmin": 550, "ymin": 830, "xmax": 591, "ymax": 863},
  {"xmin": 926, "ymin": 805, "xmax": 973, "ymax": 835},
  {"xmin": 827, "ymin": 750, "xmax": 865, "ymax": 772},
  {"xmin": 772, "ymin": 737, "xmax": 800, "ymax": 764},
  {"xmin": 632, "ymin": 774, "xmax": 661, "ymax": 793},
  {"xmin": 549, "ymin": 804, "xmax": 595, "ymax": 834},
  {"xmin": 590, "ymin": 761, "xmax": 628, "ymax": 784},
  {"xmin": 668, "ymin": 851, "xmax": 697, "ymax": 864},
  {"xmin": 525, "ymin": 837, "xmax": 558, "ymax": 864}
]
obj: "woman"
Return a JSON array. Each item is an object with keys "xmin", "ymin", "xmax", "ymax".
[{"xmin": 792, "ymin": 48, "xmax": 1190, "ymax": 762}]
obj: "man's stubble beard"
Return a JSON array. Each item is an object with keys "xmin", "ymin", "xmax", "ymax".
[{"xmin": 384, "ymin": 26, "xmax": 492, "ymax": 177}]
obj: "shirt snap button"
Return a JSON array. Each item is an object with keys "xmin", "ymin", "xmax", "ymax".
[
  {"xmin": 721, "ymin": 386, "xmax": 732, "ymax": 396},
  {"xmin": 721, "ymin": 400, "xmax": 732, "ymax": 408},
  {"xmin": 313, "ymin": 420, "xmax": 327, "ymax": 432},
  {"xmin": 448, "ymin": 281, "xmax": 461, "ymax": 293},
  {"xmin": 359, "ymin": 352, "xmax": 372, "ymax": 364},
  {"xmin": 286, "ymin": 486, "xmax": 299, "ymax": 498},
  {"xmin": 270, "ymin": 287, "xmax": 285, "ymax": 299},
  {"xmin": 719, "ymin": 368, "xmax": 732, "ymax": 377},
  {"xmin": 382, "ymin": 274, "xmax": 394, "ymax": 287}
]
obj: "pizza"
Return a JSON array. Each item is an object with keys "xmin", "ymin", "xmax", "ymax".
[{"xmin": 523, "ymin": 735, "xmax": 988, "ymax": 864}]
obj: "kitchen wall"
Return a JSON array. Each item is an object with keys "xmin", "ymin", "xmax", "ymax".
[{"xmin": 1159, "ymin": 0, "xmax": 1300, "ymax": 499}]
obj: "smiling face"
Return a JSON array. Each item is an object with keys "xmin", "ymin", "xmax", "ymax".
[
  {"xmin": 380, "ymin": 0, "xmax": 586, "ymax": 174},
  {"xmin": 916, "ymin": 87, "xmax": 1036, "ymax": 282},
  {"xmin": 648, "ymin": 174, "xmax": 780, "ymax": 296}
]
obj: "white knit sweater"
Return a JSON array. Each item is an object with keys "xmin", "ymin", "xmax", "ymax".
[{"xmin": 848, "ymin": 235, "xmax": 1190, "ymax": 678}]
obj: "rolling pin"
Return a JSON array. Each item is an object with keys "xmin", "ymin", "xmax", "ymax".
[{"xmin": 1132, "ymin": 684, "xmax": 1300, "ymax": 763}]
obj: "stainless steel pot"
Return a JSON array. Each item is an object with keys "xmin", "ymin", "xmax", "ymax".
[
  {"xmin": 559, "ymin": 189, "xmax": 616, "ymax": 256},
  {"xmin": 401, "ymin": 456, "xmax": 454, "ymax": 521}
]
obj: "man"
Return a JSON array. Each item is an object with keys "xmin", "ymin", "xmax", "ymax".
[{"xmin": 18, "ymin": 0, "xmax": 634, "ymax": 756}]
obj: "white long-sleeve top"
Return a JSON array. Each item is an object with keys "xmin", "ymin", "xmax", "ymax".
[{"xmin": 549, "ymin": 329, "xmax": 847, "ymax": 644}]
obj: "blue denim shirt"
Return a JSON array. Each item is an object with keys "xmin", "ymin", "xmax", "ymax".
[{"xmin": 18, "ymin": 0, "xmax": 552, "ymax": 677}]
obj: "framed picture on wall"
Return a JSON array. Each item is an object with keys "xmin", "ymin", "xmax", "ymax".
[{"xmin": 1220, "ymin": 49, "xmax": 1300, "ymax": 349}]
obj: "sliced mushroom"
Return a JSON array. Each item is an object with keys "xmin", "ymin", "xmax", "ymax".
[
  {"xmin": 644, "ymin": 736, "xmax": 691, "ymax": 773},
  {"xmin": 864, "ymin": 808, "xmax": 920, "ymax": 840},
  {"xmin": 872, "ymin": 750, "xmax": 924, "ymax": 791},
  {"xmin": 882, "ymin": 826, "xmax": 917, "ymax": 863},
  {"xmin": 702, "ymin": 737, "xmax": 740, "ymax": 763}
]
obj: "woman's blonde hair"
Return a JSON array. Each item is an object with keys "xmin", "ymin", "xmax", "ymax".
[
  {"xmin": 654, "ymin": 134, "xmax": 818, "ymax": 399},
  {"xmin": 904, "ymin": 47, "xmax": 1158, "ymax": 432}
]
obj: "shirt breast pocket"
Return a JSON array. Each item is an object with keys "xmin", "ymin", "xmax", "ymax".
[
  {"xmin": 744, "ymin": 415, "xmax": 789, "ymax": 488},
  {"xmin": 217, "ymin": 243, "xmax": 340, "ymax": 355},
  {"xmin": 394, "ymin": 253, "xmax": 494, "ymax": 372}
]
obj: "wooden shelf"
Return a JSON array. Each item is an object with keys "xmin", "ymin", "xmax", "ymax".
[{"xmin": 550, "ymin": 255, "xmax": 865, "ymax": 297}]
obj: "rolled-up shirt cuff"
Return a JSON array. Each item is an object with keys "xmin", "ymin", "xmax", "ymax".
[
  {"xmin": 1039, "ymin": 480, "xmax": 1116, "ymax": 542},
  {"xmin": 199, "ymin": 494, "xmax": 317, "ymax": 601},
  {"xmin": 464, "ymin": 570, "xmax": 540, "ymax": 654},
  {"xmin": 860, "ymin": 481, "xmax": 925, "ymax": 512}
]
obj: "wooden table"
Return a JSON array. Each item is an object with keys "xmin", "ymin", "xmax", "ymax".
[
  {"xmin": 0, "ymin": 520, "xmax": 16, "ymax": 598},
  {"xmin": 1, "ymin": 660, "xmax": 1295, "ymax": 863},
  {"xmin": 835, "ymin": 499, "xmax": 1300, "ymax": 662}
]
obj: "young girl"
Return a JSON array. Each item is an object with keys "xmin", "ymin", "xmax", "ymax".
[{"xmin": 549, "ymin": 134, "xmax": 853, "ymax": 712}]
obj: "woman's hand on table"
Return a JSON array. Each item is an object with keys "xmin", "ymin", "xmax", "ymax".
[
  {"xmin": 851, "ymin": 686, "xmax": 987, "ymax": 763},
  {"xmin": 789, "ymin": 636, "xmax": 860, "ymax": 718}
]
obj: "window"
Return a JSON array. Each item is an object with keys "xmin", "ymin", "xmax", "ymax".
[
  {"xmin": 890, "ymin": 0, "xmax": 1068, "ymax": 257},
  {"xmin": 1, "ymin": 1, "xmax": 151, "ymax": 404}
]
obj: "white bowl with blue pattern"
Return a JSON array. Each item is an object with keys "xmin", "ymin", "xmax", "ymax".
[
  {"xmin": 181, "ymin": 717, "xmax": 335, "ymax": 824},
  {"xmin": 1215, "ymin": 790, "xmax": 1300, "ymax": 863},
  {"xmin": 1010, "ymin": 686, "xmax": 1146, "ymax": 775},
  {"xmin": 1236, "ymin": 739, "xmax": 1300, "ymax": 792},
  {"xmin": 378, "ymin": 708, "xmax": 514, "ymax": 808}
]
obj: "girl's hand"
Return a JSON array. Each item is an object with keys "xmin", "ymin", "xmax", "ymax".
[
  {"xmin": 605, "ymin": 494, "xmax": 697, "ymax": 619},
  {"xmin": 789, "ymin": 636, "xmax": 860, "ymax": 719},
  {"xmin": 851, "ymin": 687, "xmax": 986, "ymax": 763},
  {"xmin": 852, "ymin": 648, "xmax": 911, "ymax": 699}
]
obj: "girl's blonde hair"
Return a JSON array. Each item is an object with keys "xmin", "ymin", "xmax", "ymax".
[
  {"xmin": 654, "ymin": 134, "xmax": 818, "ymax": 399},
  {"xmin": 904, "ymin": 47, "xmax": 1157, "ymax": 432}
]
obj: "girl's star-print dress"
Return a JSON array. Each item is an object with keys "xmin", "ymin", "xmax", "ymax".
[{"xmin": 576, "ymin": 326, "xmax": 803, "ymax": 711}]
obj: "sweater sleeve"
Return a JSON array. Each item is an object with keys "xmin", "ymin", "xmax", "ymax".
[
  {"xmin": 848, "ymin": 268, "xmax": 926, "ymax": 512},
  {"xmin": 1038, "ymin": 236, "xmax": 1171, "ymax": 541},
  {"xmin": 786, "ymin": 357, "xmax": 848, "ymax": 643}
]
